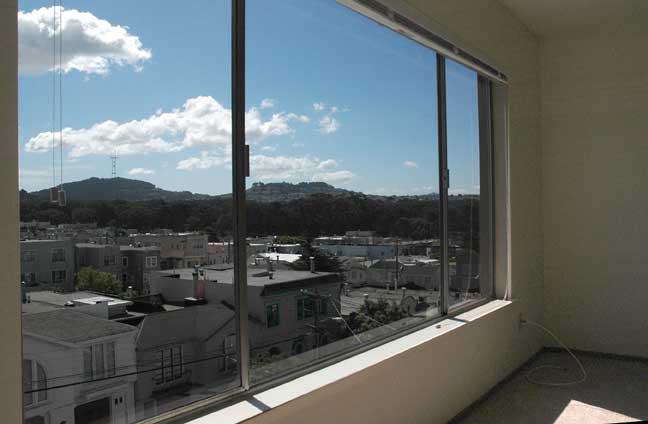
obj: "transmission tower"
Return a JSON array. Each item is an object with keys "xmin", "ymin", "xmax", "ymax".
[{"xmin": 111, "ymin": 153, "xmax": 118, "ymax": 179}]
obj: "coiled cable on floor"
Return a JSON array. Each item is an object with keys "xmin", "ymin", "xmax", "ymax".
[{"xmin": 522, "ymin": 318, "xmax": 587, "ymax": 386}]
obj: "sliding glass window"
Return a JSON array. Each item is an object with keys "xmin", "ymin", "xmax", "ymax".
[
  {"xmin": 245, "ymin": 0, "xmax": 441, "ymax": 383},
  {"xmin": 445, "ymin": 59, "xmax": 494, "ymax": 309},
  {"xmin": 18, "ymin": 1, "xmax": 240, "ymax": 423},
  {"xmin": 17, "ymin": 0, "xmax": 498, "ymax": 422}
]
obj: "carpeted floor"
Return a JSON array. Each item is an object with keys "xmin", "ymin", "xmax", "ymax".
[{"xmin": 452, "ymin": 351, "xmax": 648, "ymax": 424}]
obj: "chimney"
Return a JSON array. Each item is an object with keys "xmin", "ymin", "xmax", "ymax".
[
  {"xmin": 192, "ymin": 266, "xmax": 199, "ymax": 298},
  {"xmin": 402, "ymin": 287, "xmax": 406, "ymax": 299},
  {"xmin": 309, "ymin": 256, "xmax": 316, "ymax": 273}
]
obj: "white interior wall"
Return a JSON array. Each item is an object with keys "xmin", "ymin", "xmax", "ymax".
[{"xmin": 541, "ymin": 20, "xmax": 648, "ymax": 358}]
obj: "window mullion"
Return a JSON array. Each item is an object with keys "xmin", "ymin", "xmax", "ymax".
[
  {"xmin": 436, "ymin": 53, "xmax": 450, "ymax": 316},
  {"xmin": 231, "ymin": 0, "xmax": 250, "ymax": 391}
]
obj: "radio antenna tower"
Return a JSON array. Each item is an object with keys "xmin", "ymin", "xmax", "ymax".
[{"xmin": 111, "ymin": 153, "xmax": 118, "ymax": 179}]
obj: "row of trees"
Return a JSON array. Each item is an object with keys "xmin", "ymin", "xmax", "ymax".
[{"xmin": 20, "ymin": 193, "xmax": 479, "ymax": 241}]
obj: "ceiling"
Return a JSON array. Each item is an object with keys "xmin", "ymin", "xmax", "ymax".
[{"xmin": 497, "ymin": 0, "xmax": 648, "ymax": 38}]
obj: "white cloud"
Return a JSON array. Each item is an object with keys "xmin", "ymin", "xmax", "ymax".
[
  {"xmin": 311, "ymin": 170, "xmax": 354, "ymax": 184},
  {"xmin": 176, "ymin": 151, "xmax": 231, "ymax": 171},
  {"xmin": 286, "ymin": 113, "xmax": 310, "ymax": 123},
  {"xmin": 260, "ymin": 98, "xmax": 275, "ymax": 109},
  {"xmin": 330, "ymin": 106, "xmax": 338, "ymax": 113},
  {"xmin": 313, "ymin": 102, "xmax": 325, "ymax": 111},
  {"xmin": 292, "ymin": 143, "xmax": 305, "ymax": 148},
  {"xmin": 449, "ymin": 188, "xmax": 468, "ymax": 195},
  {"xmin": 318, "ymin": 115, "xmax": 340, "ymax": 134},
  {"xmin": 19, "ymin": 169, "xmax": 50, "ymax": 178},
  {"xmin": 176, "ymin": 152, "xmax": 353, "ymax": 185},
  {"xmin": 250, "ymin": 155, "xmax": 321, "ymax": 180},
  {"xmin": 261, "ymin": 145, "xmax": 277, "ymax": 152},
  {"xmin": 128, "ymin": 167, "xmax": 155, "ymax": 176},
  {"xmin": 316, "ymin": 159, "xmax": 337, "ymax": 170},
  {"xmin": 25, "ymin": 97, "xmax": 308, "ymax": 158},
  {"xmin": 18, "ymin": 6, "xmax": 151, "ymax": 75},
  {"xmin": 403, "ymin": 160, "xmax": 418, "ymax": 169}
]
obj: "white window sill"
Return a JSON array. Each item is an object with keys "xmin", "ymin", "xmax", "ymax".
[{"xmin": 185, "ymin": 299, "xmax": 512, "ymax": 424}]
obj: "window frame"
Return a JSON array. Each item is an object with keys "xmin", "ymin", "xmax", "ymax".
[
  {"xmin": 18, "ymin": 1, "xmax": 507, "ymax": 422},
  {"xmin": 265, "ymin": 303, "xmax": 280, "ymax": 328},
  {"xmin": 23, "ymin": 359, "xmax": 48, "ymax": 408},
  {"xmin": 224, "ymin": 0, "xmax": 500, "ymax": 400},
  {"xmin": 145, "ymin": 256, "xmax": 158, "ymax": 268},
  {"xmin": 50, "ymin": 247, "xmax": 66, "ymax": 263}
]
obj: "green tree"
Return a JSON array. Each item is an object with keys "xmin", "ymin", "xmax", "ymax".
[
  {"xmin": 347, "ymin": 298, "xmax": 406, "ymax": 333},
  {"xmin": 292, "ymin": 241, "xmax": 345, "ymax": 273},
  {"xmin": 76, "ymin": 267, "xmax": 123, "ymax": 295}
]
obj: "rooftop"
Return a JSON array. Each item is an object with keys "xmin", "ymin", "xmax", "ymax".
[
  {"xmin": 120, "ymin": 245, "xmax": 161, "ymax": 252},
  {"xmin": 256, "ymin": 253, "xmax": 302, "ymax": 263},
  {"xmin": 27, "ymin": 290, "xmax": 123, "ymax": 307},
  {"xmin": 157, "ymin": 266, "xmax": 339, "ymax": 288},
  {"xmin": 22, "ymin": 309, "xmax": 135, "ymax": 343},
  {"xmin": 20, "ymin": 238, "xmax": 71, "ymax": 244},
  {"xmin": 76, "ymin": 243, "xmax": 115, "ymax": 248}
]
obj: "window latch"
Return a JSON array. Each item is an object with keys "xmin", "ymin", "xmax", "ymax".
[
  {"xmin": 442, "ymin": 168, "xmax": 450, "ymax": 190},
  {"xmin": 244, "ymin": 145, "xmax": 250, "ymax": 177}
]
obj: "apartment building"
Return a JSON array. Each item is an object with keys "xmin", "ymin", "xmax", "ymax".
[
  {"xmin": 120, "ymin": 246, "xmax": 161, "ymax": 295},
  {"xmin": 20, "ymin": 240, "xmax": 75, "ymax": 291},
  {"xmin": 75, "ymin": 243, "xmax": 122, "ymax": 277},
  {"xmin": 150, "ymin": 266, "xmax": 343, "ymax": 358},
  {"xmin": 120, "ymin": 233, "xmax": 208, "ymax": 270}
]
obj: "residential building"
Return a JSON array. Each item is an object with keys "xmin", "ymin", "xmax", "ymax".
[
  {"xmin": 206, "ymin": 242, "xmax": 231, "ymax": 266},
  {"xmin": 22, "ymin": 309, "xmax": 138, "ymax": 424},
  {"xmin": 119, "ymin": 233, "xmax": 208, "ymax": 270},
  {"xmin": 120, "ymin": 246, "xmax": 161, "ymax": 295},
  {"xmin": 133, "ymin": 303, "xmax": 239, "ymax": 420},
  {"xmin": 20, "ymin": 239, "xmax": 75, "ymax": 291},
  {"xmin": 150, "ymin": 265, "xmax": 343, "ymax": 358},
  {"xmin": 76, "ymin": 243, "xmax": 122, "ymax": 277}
]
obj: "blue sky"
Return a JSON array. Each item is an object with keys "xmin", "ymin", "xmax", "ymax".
[{"xmin": 18, "ymin": 0, "xmax": 479, "ymax": 196}]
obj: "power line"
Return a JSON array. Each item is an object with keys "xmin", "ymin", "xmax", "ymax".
[{"xmin": 24, "ymin": 351, "xmax": 231, "ymax": 394}]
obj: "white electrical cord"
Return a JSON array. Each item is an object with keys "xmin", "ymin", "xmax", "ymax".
[{"xmin": 522, "ymin": 318, "xmax": 587, "ymax": 386}]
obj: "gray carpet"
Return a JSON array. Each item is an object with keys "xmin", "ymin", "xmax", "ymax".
[{"xmin": 453, "ymin": 351, "xmax": 648, "ymax": 424}]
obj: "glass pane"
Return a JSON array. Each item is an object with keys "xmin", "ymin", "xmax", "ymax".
[
  {"xmin": 36, "ymin": 363, "xmax": 48, "ymax": 402},
  {"xmin": 93, "ymin": 343, "xmax": 104, "ymax": 379},
  {"xmin": 247, "ymin": 0, "xmax": 440, "ymax": 383},
  {"xmin": 445, "ymin": 59, "xmax": 491, "ymax": 308},
  {"xmin": 18, "ymin": 1, "xmax": 239, "ymax": 422},
  {"xmin": 22, "ymin": 360, "xmax": 33, "ymax": 406},
  {"xmin": 106, "ymin": 341, "xmax": 116, "ymax": 377}
]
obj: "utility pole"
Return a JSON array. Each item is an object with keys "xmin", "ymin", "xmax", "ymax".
[{"xmin": 394, "ymin": 238, "xmax": 400, "ymax": 290}]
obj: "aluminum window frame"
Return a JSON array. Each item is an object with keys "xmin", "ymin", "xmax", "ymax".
[{"xmin": 131, "ymin": 0, "xmax": 507, "ymax": 421}]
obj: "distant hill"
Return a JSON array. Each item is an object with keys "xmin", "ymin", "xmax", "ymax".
[
  {"xmin": 25, "ymin": 178, "xmax": 438, "ymax": 203},
  {"xmin": 28, "ymin": 177, "xmax": 213, "ymax": 202},
  {"xmin": 243, "ymin": 181, "xmax": 354, "ymax": 202}
]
